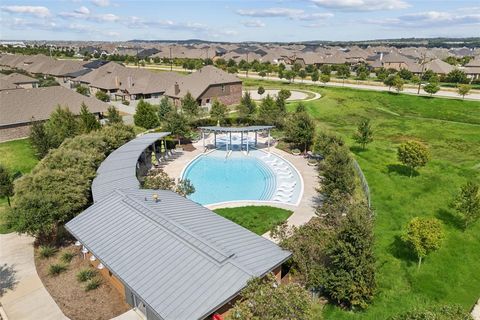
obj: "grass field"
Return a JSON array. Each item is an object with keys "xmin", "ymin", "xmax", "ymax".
[
  {"xmin": 214, "ymin": 206, "xmax": 293, "ymax": 235},
  {"xmin": 245, "ymin": 79, "xmax": 480, "ymax": 319},
  {"xmin": 0, "ymin": 139, "xmax": 38, "ymax": 233}
]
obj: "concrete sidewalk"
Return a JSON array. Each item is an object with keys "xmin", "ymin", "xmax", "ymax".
[{"xmin": 0, "ymin": 233, "xmax": 68, "ymax": 320}]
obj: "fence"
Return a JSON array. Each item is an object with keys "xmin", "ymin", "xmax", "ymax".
[{"xmin": 352, "ymin": 159, "xmax": 371, "ymax": 209}]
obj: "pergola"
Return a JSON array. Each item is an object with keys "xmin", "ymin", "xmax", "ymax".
[{"xmin": 198, "ymin": 125, "xmax": 275, "ymax": 152}]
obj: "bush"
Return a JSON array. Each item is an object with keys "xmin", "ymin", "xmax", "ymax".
[
  {"xmin": 122, "ymin": 100, "xmax": 130, "ymax": 106},
  {"xmin": 38, "ymin": 245, "xmax": 58, "ymax": 259},
  {"xmin": 84, "ymin": 277, "xmax": 102, "ymax": 291},
  {"xmin": 389, "ymin": 304, "xmax": 473, "ymax": 320},
  {"xmin": 95, "ymin": 90, "xmax": 110, "ymax": 102},
  {"xmin": 60, "ymin": 252, "xmax": 75, "ymax": 263},
  {"xmin": 48, "ymin": 263, "xmax": 67, "ymax": 276},
  {"xmin": 76, "ymin": 268, "xmax": 97, "ymax": 282}
]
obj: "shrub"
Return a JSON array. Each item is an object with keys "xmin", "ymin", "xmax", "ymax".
[
  {"xmin": 60, "ymin": 252, "xmax": 76, "ymax": 263},
  {"xmin": 389, "ymin": 304, "xmax": 473, "ymax": 320},
  {"xmin": 122, "ymin": 100, "xmax": 130, "ymax": 105},
  {"xmin": 48, "ymin": 263, "xmax": 67, "ymax": 276},
  {"xmin": 85, "ymin": 277, "xmax": 102, "ymax": 291},
  {"xmin": 95, "ymin": 90, "xmax": 110, "ymax": 102},
  {"xmin": 38, "ymin": 245, "xmax": 58, "ymax": 259},
  {"xmin": 77, "ymin": 268, "xmax": 98, "ymax": 282}
]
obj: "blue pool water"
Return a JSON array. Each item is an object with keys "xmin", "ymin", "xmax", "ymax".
[{"xmin": 182, "ymin": 151, "xmax": 276, "ymax": 205}]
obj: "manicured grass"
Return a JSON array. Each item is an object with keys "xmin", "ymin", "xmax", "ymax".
[
  {"xmin": 214, "ymin": 206, "xmax": 293, "ymax": 235},
  {"xmin": 245, "ymin": 79, "xmax": 480, "ymax": 319},
  {"xmin": 0, "ymin": 139, "xmax": 38, "ymax": 233}
]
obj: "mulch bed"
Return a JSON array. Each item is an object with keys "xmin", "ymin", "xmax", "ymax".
[{"xmin": 35, "ymin": 244, "xmax": 130, "ymax": 320}]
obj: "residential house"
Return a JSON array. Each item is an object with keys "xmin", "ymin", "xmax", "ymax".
[
  {"xmin": 465, "ymin": 57, "xmax": 480, "ymax": 80},
  {"xmin": 0, "ymin": 73, "xmax": 39, "ymax": 89},
  {"xmin": 164, "ymin": 65, "xmax": 242, "ymax": 108},
  {"xmin": 0, "ymin": 86, "xmax": 108, "ymax": 142}
]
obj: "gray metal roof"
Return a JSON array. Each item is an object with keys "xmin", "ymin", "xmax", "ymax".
[
  {"xmin": 199, "ymin": 125, "xmax": 274, "ymax": 133},
  {"xmin": 67, "ymin": 134, "xmax": 291, "ymax": 320},
  {"xmin": 91, "ymin": 132, "xmax": 170, "ymax": 202},
  {"xmin": 66, "ymin": 189, "xmax": 290, "ymax": 320}
]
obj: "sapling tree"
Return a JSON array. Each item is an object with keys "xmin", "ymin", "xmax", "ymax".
[
  {"xmin": 353, "ymin": 119, "xmax": 373, "ymax": 149},
  {"xmin": 397, "ymin": 141, "xmax": 430, "ymax": 177},
  {"xmin": 452, "ymin": 181, "xmax": 480, "ymax": 230}
]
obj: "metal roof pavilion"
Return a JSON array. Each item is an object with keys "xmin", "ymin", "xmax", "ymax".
[
  {"xmin": 198, "ymin": 125, "xmax": 274, "ymax": 133},
  {"xmin": 91, "ymin": 132, "xmax": 170, "ymax": 202}
]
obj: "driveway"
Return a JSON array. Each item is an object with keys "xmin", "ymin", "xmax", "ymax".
[{"xmin": 0, "ymin": 233, "xmax": 67, "ymax": 320}]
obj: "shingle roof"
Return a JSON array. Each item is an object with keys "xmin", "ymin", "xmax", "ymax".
[
  {"xmin": 1, "ymin": 73, "xmax": 38, "ymax": 84},
  {"xmin": 0, "ymin": 79, "xmax": 20, "ymax": 91},
  {"xmin": 0, "ymin": 86, "xmax": 108, "ymax": 126},
  {"xmin": 423, "ymin": 59, "xmax": 454, "ymax": 74},
  {"xmin": 164, "ymin": 65, "xmax": 241, "ymax": 99},
  {"xmin": 66, "ymin": 134, "xmax": 291, "ymax": 320}
]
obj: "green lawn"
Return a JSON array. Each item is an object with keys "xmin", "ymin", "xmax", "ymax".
[
  {"xmin": 245, "ymin": 79, "xmax": 480, "ymax": 319},
  {"xmin": 214, "ymin": 206, "xmax": 293, "ymax": 235},
  {"xmin": 0, "ymin": 139, "xmax": 38, "ymax": 233}
]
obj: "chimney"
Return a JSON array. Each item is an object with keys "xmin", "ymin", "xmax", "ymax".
[
  {"xmin": 380, "ymin": 52, "xmax": 384, "ymax": 61},
  {"xmin": 174, "ymin": 82, "xmax": 180, "ymax": 95}
]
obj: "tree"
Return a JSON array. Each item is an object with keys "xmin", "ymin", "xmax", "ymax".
[
  {"xmin": 299, "ymin": 69, "xmax": 307, "ymax": 82},
  {"xmin": 403, "ymin": 217, "xmax": 444, "ymax": 269},
  {"xmin": 79, "ymin": 103, "xmax": 100, "ymax": 133},
  {"xmin": 76, "ymin": 85, "xmax": 89, "ymax": 96},
  {"xmin": 257, "ymin": 94, "xmax": 278, "ymax": 125},
  {"xmin": 44, "ymin": 106, "xmax": 79, "ymax": 149},
  {"xmin": 30, "ymin": 120, "xmax": 51, "ymax": 158},
  {"xmin": 181, "ymin": 92, "xmax": 199, "ymax": 119},
  {"xmin": 320, "ymin": 74, "xmax": 331, "ymax": 85},
  {"xmin": 397, "ymin": 141, "xmax": 430, "ymax": 177},
  {"xmin": 134, "ymin": 99, "xmax": 160, "ymax": 129},
  {"xmin": 457, "ymin": 84, "xmax": 471, "ymax": 99},
  {"xmin": 321, "ymin": 145, "xmax": 355, "ymax": 197},
  {"xmin": 446, "ymin": 69, "xmax": 467, "ymax": 85},
  {"xmin": 158, "ymin": 96, "xmax": 173, "ymax": 122},
  {"xmin": 393, "ymin": 75, "xmax": 405, "ymax": 93},
  {"xmin": 452, "ymin": 181, "xmax": 480, "ymax": 230},
  {"xmin": 209, "ymin": 99, "xmax": 227, "ymax": 125},
  {"xmin": 336, "ymin": 64, "xmax": 351, "ymax": 85},
  {"xmin": 423, "ymin": 82, "xmax": 440, "ymax": 96},
  {"xmin": 165, "ymin": 111, "xmax": 189, "ymax": 145},
  {"xmin": 257, "ymin": 86, "xmax": 265, "ymax": 95},
  {"xmin": 227, "ymin": 273, "xmax": 312, "ymax": 320},
  {"xmin": 398, "ymin": 68, "xmax": 413, "ymax": 80},
  {"xmin": 95, "ymin": 90, "xmax": 110, "ymax": 102},
  {"xmin": 313, "ymin": 131, "xmax": 345, "ymax": 157},
  {"xmin": 175, "ymin": 179, "xmax": 195, "ymax": 197},
  {"xmin": 323, "ymin": 205, "xmax": 376, "ymax": 309},
  {"xmin": 106, "ymin": 106, "xmax": 123, "ymax": 124},
  {"xmin": 284, "ymin": 105, "xmax": 315, "ymax": 153},
  {"xmin": 383, "ymin": 74, "xmax": 396, "ymax": 91},
  {"xmin": 143, "ymin": 168, "xmax": 175, "ymax": 190},
  {"xmin": 237, "ymin": 91, "xmax": 257, "ymax": 122},
  {"xmin": 311, "ymin": 69, "xmax": 319, "ymax": 82},
  {"xmin": 258, "ymin": 70, "xmax": 266, "ymax": 78},
  {"xmin": 278, "ymin": 89, "xmax": 291, "ymax": 101},
  {"xmin": 292, "ymin": 62, "xmax": 302, "ymax": 73},
  {"xmin": 353, "ymin": 119, "xmax": 373, "ymax": 149},
  {"xmin": 284, "ymin": 70, "xmax": 296, "ymax": 83},
  {"xmin": 0, "ymin": 165, "xmax": 14, "ymax": 207},
  {"xmin": 320, "ymin": 64, "xmax": 332, "ymax": 75}
]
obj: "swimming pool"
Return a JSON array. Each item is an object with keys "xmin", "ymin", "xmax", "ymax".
[{"xmin": 182, "ymin": 150, "xmax": 302, "ymax": 206}]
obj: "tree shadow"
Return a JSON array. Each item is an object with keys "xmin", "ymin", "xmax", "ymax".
[
  {"xmin": 386, "ymin": 164, "xmax": 419, "ymax": 177},
  {"xmin": 349, "ymin": 145, "xmax": 367, "ymax": 154},
  {"xmin": 0, "ymin": 263, "xmax": 18, "ymax": 297},
  {"xmin": 435, "ymin": 208, "xmax": 464, "ymax": 230},
  {"xmin": 388, "ymin": 235, "xmax": 417, "ymax": 266}
]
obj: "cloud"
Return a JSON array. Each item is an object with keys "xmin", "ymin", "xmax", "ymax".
[
  {"xmin": 9, "ymin": 18, "xmax": 58, "ymax": 30},
  {"xmin": 59, "ymin": 6, "xmax": 90, "ymax": 19},
  {"xmin": 241, "ymin": 19, "xmax": 266, "ymax": 28},
  {"xmin": 90, "ymin": 0, "xmax": 110, "ymax": 7},
  {"xmin": 91, "ymin": 13, "xmax": 120, "ymax": 22},
  {"xmin": 236, "ymin": 7, "xmax": 333, "ymax": 21},
  {"xmin": 1, "ymin": 5, "xmax": 51, "ymax": 18},
  {"xmin": 59, "ymin": 9, "xmax": 119, "ymax": 23},
  {"xmin": 124, "ymin": 16, "xmax": 208, "ymax": 31},
  {"xmin": 310, "ymin": 0, "xmax": 410, "ymax": 11},
  {"xmin": 75, "ymin": 6, "xmax": 90, "ymax": 15},
  {"xmin": 367, "ymin": 11, "xmax": 480, "ymax": 27}
]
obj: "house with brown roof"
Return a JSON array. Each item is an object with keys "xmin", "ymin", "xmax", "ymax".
[
  {"xmin": 0, "ymin": 73, "xmax": 39, "ymax": 89},
  {"xmin": 73, "ymin": 62, "xmax": 182, "ymax": 101},
  {"xmin": 465, "ymin": 57, "xmax": 480, "ymax": 80},
  {"xmin": 164, "ymin": 65, "xmax": 242, "ymax": 108},
  {"xmin": 0, "ymin": 86, "xmax": 108, "ymax": 142}
]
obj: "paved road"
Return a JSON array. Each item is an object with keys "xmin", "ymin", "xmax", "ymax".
[{"xmin": 128, "ymin": 64, "xmax": 480, "ymax": 101}]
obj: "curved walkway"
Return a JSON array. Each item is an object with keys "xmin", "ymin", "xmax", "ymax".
[{"xmin": 0, "ymin": 233, "xmax": 68, "ymax": 320}]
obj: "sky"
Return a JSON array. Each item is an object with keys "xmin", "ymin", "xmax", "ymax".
[{"xmin": 0, "ymin": 0, "xmax": 479, "ymax": 42}]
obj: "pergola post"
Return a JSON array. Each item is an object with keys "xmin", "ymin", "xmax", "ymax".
[
  {"xmin": 241, "ymin": 132, "xmax": 244, "ymax": 151},
  {"xmin": 255, "ymin": 132, "xmax": 258, "ymax": 146},
  {"xmin": 226, "ymin": 132, "xmax": 228, "ymax": 152},
  {"xmin": 202, "ymin": 130, "xmax": 205, "ymax": 152},
  {"xmin": 246, "ymin": 131, "xmax": 249, "ymax": 153},
  {"xmin": 214, "ymin": 131, "xmax": 217, "ymax": 148},
  {"xmin": 229, "ymin": 132, "xmax": 232, "ymax": 150},
  {"xmin": 267, "ymin": 130, "xmax": 270, "ymax": 152}
]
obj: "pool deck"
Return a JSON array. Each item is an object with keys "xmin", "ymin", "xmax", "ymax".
[{"xmin": 161, "ymin": 139, "xmax": 319, "ymax": 241}]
